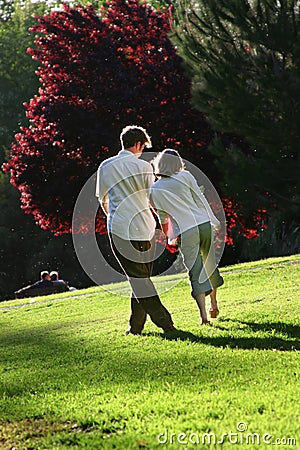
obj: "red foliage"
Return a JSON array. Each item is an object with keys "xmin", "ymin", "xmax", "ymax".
[
  {"xmin": 3, "ymin": 1, "xmax": 212, "ymax": 235},
  {"xmin": 223, "ymin": 198, "xmax": 269, "ymax": 244},
  {"xmin": 3, "ymin": 0, "xmax": 266, "ymax": 244}
]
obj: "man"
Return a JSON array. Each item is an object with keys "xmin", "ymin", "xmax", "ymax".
[
  {"xmin": 50, "ymin": 270, "xmax": 77, "ymax": 291},
  {"xmin": 50, "ymin": 271, "xmax": 70, "ymax": 292},
  {"xmin": 96, "ymin": 125, "xmax": 176, "ymax": 335},
  {"xmin": 14, "ymin": 270, "xmax": 53, "ymax": 298},
  {"xmin": 31, "ymin": 270, "xmax": 53, "ymax": 289}
]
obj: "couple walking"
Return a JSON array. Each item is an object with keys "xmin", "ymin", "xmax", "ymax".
[{"xmin": 96, "ymin": 125, "xmax": 223, "ymax": 336}]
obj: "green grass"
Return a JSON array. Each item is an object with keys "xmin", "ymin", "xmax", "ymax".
[{"xmin": 0, "ymin": 255, "xmax": 299, "ymax": 449}]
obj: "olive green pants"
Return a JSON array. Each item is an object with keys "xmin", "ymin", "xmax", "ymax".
[{"xmin": 179, "ymin": 222, "xmax": 224, "ymax": 297}]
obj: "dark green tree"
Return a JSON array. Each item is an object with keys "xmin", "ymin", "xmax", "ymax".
[
  {"xmin": 172, "ymin": 0, "xmax": 300, "ymax": 227},
  {"xmin": 0, "ymin": 1, "xmax": 93, "ymax": 300},
  {"xmin": 0, "ymin": 0, "xmax": 46, "ymax": 163}
]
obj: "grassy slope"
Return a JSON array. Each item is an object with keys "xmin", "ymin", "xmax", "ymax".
[{"xmin": 0, "ymin": 255, "xmax": 299, "ymax": 449}]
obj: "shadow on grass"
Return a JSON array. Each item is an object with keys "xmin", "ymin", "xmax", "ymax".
[
  {"xmin": 216, "ymin": 318, "xmax": 300, "ymax": 341},
  {"xmin": 238, "ymin": 320, "xmax": 300, "ymax": 340},
  {"xmin": 0, "ymin": 320, "xmax": 299, "ymax": 419},
  {"xmin": 146, "ymin": 322, "xmax": 300, "ymax": 350}
]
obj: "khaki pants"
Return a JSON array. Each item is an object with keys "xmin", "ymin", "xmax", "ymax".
[{"xmin": 179, "ymin": 222, "xmax": 224, "ymax": 297}]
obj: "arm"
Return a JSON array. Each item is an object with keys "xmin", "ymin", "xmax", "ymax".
[
  {"xmin": 145, "ymin": 163, "xmax": 155, "ymax": 189},
  {"xmin": 150, "ymin": 190, "xmax": 170, "ymax": 237},
  {"xmin": 144, "ymin": 163, "xmax": 155, "ymax": 197},
  {"xmin": 161, "ymin": 220, "xmax": 169, "ymax": 238},
  {"xmin": 96, "ymin": 165, "xmax": 109, "ymax": 215},
  {"xmin": 161, "ymin": 216, "xmax": 179, "ymax": 248},
  {"xmin": 151, "ymin": 189, "xmax": 178, "ymax": 248},
  {"xmin": 100, "ymin": 193, "xmax": 109, "ymax": 216},
  {"xmin": 189, "ymin": 174, "xmax": 220, "ymax": 227}
]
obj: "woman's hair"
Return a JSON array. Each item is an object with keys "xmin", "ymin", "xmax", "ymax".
[
  {"xmin": 153, "ymin": 149, "xmax": 185, "ymax": 177},
  {"xmin": 120, "ymin": 125, "xmax": 152, "ymax": 149}
]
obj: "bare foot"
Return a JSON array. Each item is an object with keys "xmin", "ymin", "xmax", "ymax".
[{"xmin": 209, "ymin": 308, "xmax": 219, "ymax": 319}]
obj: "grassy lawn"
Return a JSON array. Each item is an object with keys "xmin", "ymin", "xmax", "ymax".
[{"xmin": 0, "ymin": 255, "xmax": 299, "ymax": 449}]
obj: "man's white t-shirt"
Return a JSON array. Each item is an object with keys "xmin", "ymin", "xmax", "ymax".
[{"xmin": 96, "ymin": 150, "xmax": 156, "ymax": 241}]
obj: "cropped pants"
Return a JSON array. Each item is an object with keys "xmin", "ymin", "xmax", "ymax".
[{"xmin": 179, "ymin": 222, "xmax": 224, "ymax": 297}]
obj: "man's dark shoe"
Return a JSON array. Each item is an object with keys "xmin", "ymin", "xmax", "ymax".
[
  {"xmin": 163, "ymin": 325, "xmax": 176, "ymax": 332},
  {"xmin": 163, "ymin": 326, "xmax": 182, "ymax": 338},
  {"xmin": 124, "ymin": 328, "xmax": 142, "ymax": 336}
]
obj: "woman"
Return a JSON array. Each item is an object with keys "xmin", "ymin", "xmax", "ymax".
[{"xmin": 151, "ymin": 149, "xmax": 224, "ymax": 325}]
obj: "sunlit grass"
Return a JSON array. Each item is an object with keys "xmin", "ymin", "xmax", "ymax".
[{"xmin": 0, "ymin": 255, "xmax": 299, "ymax": 449}]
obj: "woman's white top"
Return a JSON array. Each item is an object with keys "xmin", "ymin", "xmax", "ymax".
[{"xmin": 151, "ymin": 170, "xmax": 220, "ymax": 240}]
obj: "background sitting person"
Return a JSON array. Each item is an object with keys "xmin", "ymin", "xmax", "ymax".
[
  {"xmin": 30, "ymin": 270, "xmax": 53, "ymax": 289},
  {"xmin": 50, "ymin": 271, "xmax": 69, "ymax": 291},
  {"xmin": 50, "ymin": 271, "xmax": 76, "ymax": 291},
  {"xmin": 15, "ymin": 270, "xmax": 53, "ymax": 298}
]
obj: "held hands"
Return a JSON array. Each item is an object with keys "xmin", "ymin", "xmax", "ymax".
[
  {"xmin": 168, "ymin": 237, "xmax": 178, "ymax": 247},
  {"xmin": 161, "ymin": 218, "xmax": 178, "ymax": 252},
  {"xmin": 166, "ymin": 237, "xmax": 179, "ymax": 254}
]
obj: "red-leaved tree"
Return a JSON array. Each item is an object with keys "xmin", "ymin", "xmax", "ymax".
[{"xmin": 3, "ymin": 0, "xmax": 214, "ymax": 235}]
